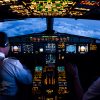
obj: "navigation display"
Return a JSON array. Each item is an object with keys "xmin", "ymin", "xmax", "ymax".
[
  {"xmin": 22, "ymin": 43, "xmax": 33, "ymax": 53},
  {"xmin": 66, "ymin": 44, "xmax": 76, "ymax": 53}
]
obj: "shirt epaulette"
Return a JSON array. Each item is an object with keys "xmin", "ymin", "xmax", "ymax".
[{"xmin": 8, "ymin": 57, "xmax": 17, "ymax": 60}]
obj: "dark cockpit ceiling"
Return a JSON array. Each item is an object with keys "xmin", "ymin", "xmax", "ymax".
[{"xmin": 0, "ymin": 0, "xmax": 100, "ymax": 19}]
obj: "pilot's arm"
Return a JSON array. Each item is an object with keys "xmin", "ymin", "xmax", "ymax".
[
  {"xmin": 13, "ymin": 60, "xmax": 32, "ymax": 84},
  {"xmin": 3, "ymin": 58, "xmax": 32, "ymax": 84},
  {"xmin": 66, "ymin": 63, "xmax": 83, "ymax": 100},
  {"xmin": 83, "ymin": 77, "xmax": 100, "ymax": 100}
]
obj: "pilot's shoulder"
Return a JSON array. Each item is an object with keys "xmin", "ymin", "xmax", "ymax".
[
  {"xmin": 8, "ymin": 57, "xmax": 18, "ymax": 60},
  {"xmin": 3, "ymin": 57, "xmax": 20, "ymax": 64},
  {"xmin": 3, "ymin": 57, "xmax": 24, "ymax": 70}
]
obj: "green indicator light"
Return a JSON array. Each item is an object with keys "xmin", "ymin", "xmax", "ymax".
[{"xmin": 42, "ymin": 36, "xmax": 57, "ymax": 38}]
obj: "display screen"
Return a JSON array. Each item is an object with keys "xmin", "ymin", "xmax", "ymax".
[
  {"xmin": 66, "ymin": 44, "xmax": 76, "ymax": 53},
  {"xmin": 53, "ymin": 18, "xmax": 100, "ymax": 39},
  {"xmin": 46, "ymin": 54, "xmax": 56, "ymax": 64},
  {"xmin": 22, "ymin": 43, "xmax": 33, "ymax": 53},
  {"xmin": 57, "ymin": 66, "xmax": 65, "ymax": 72},
  {"xmin": 11, "ymin": 45, "xmax": 21, "ymax": 53},
  {"xmin": 0, "ymin": 18, "xmax": 46, "ymax": 37},
  {"xmin": 45, "ymin": 43, "xmax": 56, "ymax": 53},
  {"xmin": 35, "ymin": 66, "xmax": 43, "ymax": 72},
  {"xmin": 78, "ymin": 45, "xmax": 88, "ymax": 54}
]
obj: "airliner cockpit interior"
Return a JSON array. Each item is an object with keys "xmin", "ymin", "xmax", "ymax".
[{"xmin": 0, "ymin": 0, "xmax": 100, "ymax": 100}]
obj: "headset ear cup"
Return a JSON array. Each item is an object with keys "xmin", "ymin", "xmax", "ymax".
[
  {"xmin": 0, "ymin": 32, "xmax": 9, "ymax": 47},
  {"xmin": 0, "ymin": 52, "xmax": 5, "ymax": 58}
]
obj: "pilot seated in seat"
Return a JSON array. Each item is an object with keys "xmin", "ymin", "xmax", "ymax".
[{"xmin": 0, "ymin": 32, "xmax": 32, "ymax": 100}]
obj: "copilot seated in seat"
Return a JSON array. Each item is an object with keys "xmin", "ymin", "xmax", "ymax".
[{"xmin": 0, "ymin": 32, "xmax": 32, "ymax": 100}]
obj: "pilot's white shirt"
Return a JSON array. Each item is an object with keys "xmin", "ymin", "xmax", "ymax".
[
  {"xmin": 83, "ymin": 77, "xmax": 100, "ymax": 100},
  {"xmin": 0, "ymin": 57, "xmax": 32, "ymax": 96}
]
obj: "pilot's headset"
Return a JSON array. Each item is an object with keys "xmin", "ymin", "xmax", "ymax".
[{"xmin": 0, "ymin": 32, "xmax": 9, "ymax": 60}]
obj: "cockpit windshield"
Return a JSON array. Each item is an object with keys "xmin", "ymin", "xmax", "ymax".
[
  {"xmin": 53, "ymin": 18, "xmax": 100, "ymax": 39},
  {"xmin": 0, "ymin": 18, "xmax": 100, "ymax": 40},
  {"xmin": 0, "ymin": 18, "xmax": 47, "ymax": 37}
]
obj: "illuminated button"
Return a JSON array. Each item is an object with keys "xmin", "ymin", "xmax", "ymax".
[
  {"xmin": 62, "ymin": 49, "xmax": 65, "ymax": 51},
  {"xmin": 37, "ymin": 38, "xmax": 40, "ymax": 42},
  {"xmin": 90, "ymin": 44, "xmax": 97, "ymax": 50},
  {"xmin": 4, "ymin": 0, "xmax": 9, "ymax": 2},
  {"xmin": 55, "ymin": 38, "xmax": 59, "ymax": 41},
  {"xmin": 39, "ymin": 48, "xmax": 43, "ymax": 52},
  {"xmin": 41, "ymin": 38, "xmax": 44, "ymax": 41},
  {"xmin": 33, "ymin": 38, "xmax": 36, "ymax": 41},
  {"xmin": 60, "ymin": 38, "xmax": 63, "ymax": 41},
  {"xmin": 62, "ymin": 56, "xmax": 64, "ymax": 59},
  {"xmin": 46, "ymin": 98, "xmax": 53, "ymax": 100},
  {"xmin": 58, "ymin": 50, "xmax": 61, "ymax": 52},
  {"xmin": 46, "ymin": 89, "xmax": 53, "ymax": 94},
  {"xmin": 63, "ymin": 38, "xmax": 67, "ymax": 42}
]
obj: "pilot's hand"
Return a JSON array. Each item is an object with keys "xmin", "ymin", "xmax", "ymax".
[
  {"xmin": 66, "ymin": 63, "xmax": 83, "ymax": 100},
  {"xmin": 66, "ymin": 63, "xmax": 79, "ymax": 79}
]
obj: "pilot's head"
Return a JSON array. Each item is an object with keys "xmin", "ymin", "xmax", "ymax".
[{"xmin": 0, "ymin": 32, "xmax": 9, "ymax": 57}]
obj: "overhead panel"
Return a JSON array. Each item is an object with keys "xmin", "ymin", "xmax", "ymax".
[{"xmin": 0, "ymin": 0, "xmax": 100, "ymax": 19}]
